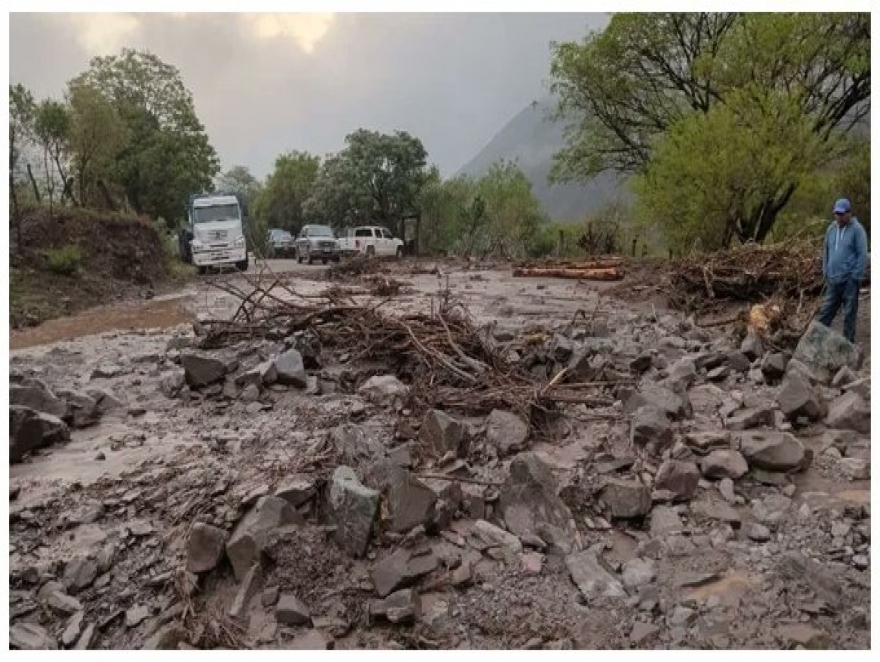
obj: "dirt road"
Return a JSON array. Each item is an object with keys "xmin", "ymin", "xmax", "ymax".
[{"xmin": 9, "ymin": 258, "xmax": 871, "ymax": 650}]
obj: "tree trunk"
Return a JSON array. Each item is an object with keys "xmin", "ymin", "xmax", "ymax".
[{"xmin": 26, "ymin": 164, "xmax": 41, "ymax": 202}]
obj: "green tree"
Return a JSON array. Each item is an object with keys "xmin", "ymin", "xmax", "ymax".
[
  {"xmin": 9, "ymin": 83, "xmax": 36, "ymax": 250},
  {"xmin": 70, "ymin": 48, "xmax": 219, "ymax": 223},
  {"xmin": 551, "ymin": 13, "xmax": 870, "ymax": 245},
  {"xmin": 34, "ymin": 99, "xmax": 72, "ymax": 209},
  {"xmin": 252, "ymin": 152, "xmax": 319, "ymax": 233},
  {"xmin": 418, "ymin": 170, "xmax": 484, "ymax": 254},
  {"xmin": 304, "ymin": 129, "xmax": 429, "ymax": 238}
]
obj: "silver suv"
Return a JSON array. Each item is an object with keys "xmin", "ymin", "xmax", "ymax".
[{"xmin": 295, "ymin": 224, "xmax": 341, "ymax": 264}]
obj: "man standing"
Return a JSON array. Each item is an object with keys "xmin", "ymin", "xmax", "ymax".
[{"xmin": 818, "ymin": 198, "xmax": 868, "ymax": 343}]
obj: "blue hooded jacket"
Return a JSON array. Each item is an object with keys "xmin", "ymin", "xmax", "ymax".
[{"xmin": 823, "ymin": 217, "xmax": 868, "ymax": 285}]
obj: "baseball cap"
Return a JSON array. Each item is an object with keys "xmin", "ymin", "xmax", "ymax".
[{"xmin": 833, "ymin": 198, "xmax": 851, "ymax": 214}]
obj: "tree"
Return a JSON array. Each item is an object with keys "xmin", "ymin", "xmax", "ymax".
[
  {"xmin": 9, "ymin": 83, "xmax": 36, "ymax": 250},
  {"xmin": 252, "ymin": 152, "xmax": 319, "ymax": 233},
  {"xmin": 418, "ymin": 169, "xmax": 481, "ymax": 254},
  {"xmin": 550, "ymin": 13, "xmax": 871, "ymax": 244},
  {"xmin": 304, "ymin": 129, "xmax": 429, "ymax": 238},
  {"xmin": 34, "ymin": 99, "xmax": 72, "ymax": 209},
  {"xmin": 69, "ymin": 48, "xmax": 219, "ymax": 223}
]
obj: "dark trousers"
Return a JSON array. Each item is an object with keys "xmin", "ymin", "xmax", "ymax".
[{"xmin": 818, "ymin": 278, "xmax": 860, "ymax": 343}]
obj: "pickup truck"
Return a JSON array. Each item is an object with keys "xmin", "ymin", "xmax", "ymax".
[
  {"xmin": 294, "ymin": 224, "xmax": 341, "ymax": 264},
  {"xmin": 337, "ymin": 226, "xmax": 404, "ymax": 257}
]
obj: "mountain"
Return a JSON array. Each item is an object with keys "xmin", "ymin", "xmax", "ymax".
[{"xmin": 455, "ymin": 97, "xmax": 627, "ymax": 220}]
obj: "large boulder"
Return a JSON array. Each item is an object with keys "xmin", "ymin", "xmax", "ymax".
[
  {"xmin": 498, "ymin": 452, "xmax": 577, "ymax": 551},
  {"xmin": 226, "ymin": 496, "xmax": 301, "ymax": 580},
  {"xmin": 625, "ymin": 382, "xmax": 692, "ymax": 420},
  {"xmin": 187, "ymin": 523, "xmax": 229, "ymax": 574},
  {"xmin": 9, "ymin": 384, "xmax": 68, "ymax": 419},
  {"xmin": 737, "ymin": 431, "xmax": 806, "ymax": 472},
  {"xmin": 484, "ymin": 409, "xmax": 529, "ymax": 457},
  {"xmin": 630, "ymin": 406, "xmax": 672, "ymax": 455},
  {"xmin": 370, "ymin": 548, "xmax": 439, "ymax": 598},
  {"xmin": 10, "ymin": 406, "xmax": 70, "ymax": 463},
  {"xmin": 791, "ymin": 321, "xmax": 860, "ymax": 385},
  {"xmin": 273, "ymin": 349, "xmax": 308, "ymax": 388},
  {"xmin": 54, "ymin": 389, "xmax": 100, "ymax": 428},
  {"xmin": 700, "ymin": 449, "xmax": 749, "ymax": 480},
  {"xmin": 600, "ymin": 478, "xmax": 651, "ymax": 519},
  {"xmin": 825, "ymin": 392, "xmax": 870, "ymax": 434},
  {"xmin": 777, "ymin": 372, "xmax": 825, "ymax": 421},
  {"xmin": 654, "ymin": 460, "xmax": 700, "ymax": 501},
  {"xmin": 366, "ymin": 461, "xmax": 436, "ymax": 533},
  {"xmin": 325, "ymin": 466, "xmax": 379, "ymax": 558},
  {"xmin": 358, "ymin": 375, "xmax": 408, "ymax": 405},
  {"xmin": 181, "ymin": 352, "xmax": 228, "ymax": 388},
  {"xmin": 420, "ymin": 409, "xmax": 468, "ymax": 458},
  {"xmin": 328, "ymin": 424, "xmax": 386, "ymax": 466}
]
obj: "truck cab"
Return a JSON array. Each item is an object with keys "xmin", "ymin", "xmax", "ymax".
[{"xmin": 179, "ymin": 193, "xmax": 249, "ymax": 273}]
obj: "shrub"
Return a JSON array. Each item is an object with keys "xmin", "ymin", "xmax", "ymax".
[{"xmin": 46, "ymin": 245, "xmax": 82, "ymax": 275}]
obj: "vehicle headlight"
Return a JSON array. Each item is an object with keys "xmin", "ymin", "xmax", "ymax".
[
  {"xmin": 191, "ymin": 239, "xmax": 204, "ymax": 250},
  {"xmin": 234, "ymin": 236, "xmax": 245, "ymax": 247}
]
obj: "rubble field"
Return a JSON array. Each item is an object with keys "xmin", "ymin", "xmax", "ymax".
[{"xmin": 8, "ymin": 260, "xmax": 871, "ymax": 650}]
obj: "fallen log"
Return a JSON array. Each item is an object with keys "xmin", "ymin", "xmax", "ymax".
[
  {"xmin": 517, "ymin": 258, "xmax": 624, "ymax": 270},
  {"xmin": 512, "ymin": 266, "xmax": 624, "ymax": 281}
]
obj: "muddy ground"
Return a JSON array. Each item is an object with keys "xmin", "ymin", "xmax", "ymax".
[{"xmin": 8, "ymin": 258, "xmax": 871, "ymax": 650}]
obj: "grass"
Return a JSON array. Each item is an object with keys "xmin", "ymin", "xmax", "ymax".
[{"xmin": 46, "ymin": 244, "xmax": 83, "ymax": 275}]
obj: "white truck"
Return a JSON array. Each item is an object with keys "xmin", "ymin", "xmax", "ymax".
[
  {"xmin": 179, "ymin": 192, "xmax": 249, "ymax": 273},
  {"xmin": 337, "ymin": 225, "xmax": 405, "ymax": 258}
]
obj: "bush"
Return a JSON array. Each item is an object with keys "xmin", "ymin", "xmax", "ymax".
[{"xmin": 46, "ymin": 245, "xmax": 82, "ymax": 275}]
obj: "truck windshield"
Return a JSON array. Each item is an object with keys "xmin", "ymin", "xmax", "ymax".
[
  {"xmin": 193, "ymin": 203, "xmax": 240, "ymax": 224},
  {"xmin": 309, "ymin": 226, "xmax": 334, "ymax": 237}
]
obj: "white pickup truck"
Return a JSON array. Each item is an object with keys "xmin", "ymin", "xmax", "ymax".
[{"xmin": 337, "ymin": 226, "xmax": 404, "ymax": 258}]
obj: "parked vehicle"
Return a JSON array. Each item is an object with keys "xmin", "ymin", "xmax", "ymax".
[
  {"xmin": 178, "ymin": 192, "xmax": 249, "ymax": 273},
  {"xmin": 266, "ymin": 228, "xmax": 294, "ymax": 258},
  {"xmin": 295, "ymin": 224, "xmax": 341, "ymax": 264},
  {"xmin": 337, "ymin": 226, "xmax": 404, "ymax": 258}
]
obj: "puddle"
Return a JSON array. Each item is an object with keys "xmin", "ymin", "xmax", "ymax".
[{"xmin": 10, "ymin": 294, "xmax": 195, "ymax": 350}]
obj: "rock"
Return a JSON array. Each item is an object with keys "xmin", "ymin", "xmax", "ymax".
[
  {"xmin": 601, "ymin": 479, "xmax": 651, "ymax": 519},
  {"xmin": 776, "ymin": 550, "xmax": 842, "ymax": 609},
  {"xmin": 520, "ymin": 552, "xmax": 544, "ymax": 574},
  {"xmin": 239, "ymin": 384, "xmax": 260, "ymax": 402},
  {"xmin": 325, "ymin": 466, "xmax": 379, "ymax": 558},
  {"xmin": 565, "ymin": 550, "xmax": 626, "ymax": 601},
  {"xmin": 654, "ymin": 460, "xmax": 700, "ymax": 502},
  {"xmin": 839, "ymin": 457, "xmax": 870, "ymax": 480},
  {"xmin": 371, "ymin": 548, "xmax": 439, "ymax": 597},
  {"xmin": 273, "ymin": 349, "xmax": 308, "ymax": 388},
  {"xmin": 706, "ymin": 365, "xmax": 730, "ymax": 381},
  {"xmin": 718, "ymin": 478, "xmax": 736, "ymax": 503},
  {"xmin": 630, "ymin": 353, "xmax": 653, "ymax": 374},
  {"xmin": 142, "ymin": 624, "xmax": 186, "ymax": 650},
  {"xmin": 625, "ymin": 382, "xmax": 692, "ymax": 420},
  {"xmin": 748, "ymin": 523, "xmax": 772, "ymax": 542},
  {"xmin": 630, "ymin": 622, "xmax": 661, "ymax": 646},
  {"xmin": 328, "ymin": 424, "xmax": 385, "ymax": 465},
  {"xmin": 275, "ymin": 594, "xmax": 311, "ymax": 626},
  {"xmin": 472, "ymin": 519, "xmax": 523, "ymax": 553},
  {"xmin": 236, "ymin": 360, "xmax": 277, "ymax": 387},
  {"xmin": 684, "ymin": 430, "xmax": 730, "ymax": 454},
  {"xmin": 370, "ymin": 588, "xmax": 420, "ymax": 624},
  {"xmin": 54, "ymin": 389, "xmax": 100, "ymax": 428},
  {"xmin": 61, "ymin": 612, "xmax": 84, "ymax": 647},
  {"xmin": 9, "ymin": 406, "xmax": 70, "ymax": 463},
  {"xmin": 777, "ymin": 372, "xmax": 825, "ymax": 421},
  {"xmin": 62, "ymin": 556, "xmax": 99, "ymax": 593},
  {"xmin": 831, "ymin": 365, "xmax": 857, "ymax": 388},
  {"xmin": 420, "ymin": 409, "xmax": 467, "ymax": 458},
  {"xmin": 663, "ymin": 358, "xmax": 697, "ymax": 391},
  {"xmin": 91, "ymin": 363, "xmax": 123, "ymax": 379},
  {"xmin": 690, "ymin": 499, "xmax": 741, "ymax": 526},
  {"xmin": 777, "ymin": 623, "xmax": 829, "ymax": 650},
  {"xmin": 9, "ymin": 383, "xmax": 68, "ymax": 418},
  {"xmin": 43, "ymin": 589, "xmax": 83, "ymax": 615},
  {"xmin": 567, "ymin": 350, "xmax": 608, "ymax": 382},
  {"xmin": 485, "ymin": 409, "xmax": 529, "ymax": 456},
  {"xmin": 738, "ymin": 431, "xmax": 806, "ymax": 472},
  {"xmin": 622, "ymin": 558, "xmax": 656, "ymax": 590},
  {"xmin": 159, "ymin": 371, "xmax": 186, "ymax": 398},
  {"xmin": 630, "ymin": 406, "xmax": 672, "ymax": 454},
  {"xmin": 725, "ymin": 407, "xmax": 774, "ymax": 431},
  {"xmin": 289, "ymin": 629, "xmax": 332, "ymax": 650},
  {"xmin": 368, "ymin": 461, "xmax": 436, "ymax": 532},
  {"xmin": 180, "ymin": 352, "xmax": 227, "ymax": 387},
  {"xmin": 226, "ymin": 496, "xmax": 302, "ymax": 580},
  {"xmin": 761, "ymin": 353, "xmax": 787, "ymax": 381},
  {"xmin": 498, "ymin": 452, "xmax": 577, "ymax": 551},
  {"xmin": 791, "ymin": 321, "xmax": 860, "ymax": 385},
  {"xmin": 358, "ymin": 375, "xmax": 408, "ymax": 405},
  {"xmin": 228, "ymin": 564, "xmax": 262, "ymax": 619},
  {"xmin": 10, "ymin": 622, "xmax": 57, "ymax": 650},
  {"xmin": 125, "ymin": 605, "xmax": 150, "ymax": 628},
  {"xmin": 741, "ymin": 333, "xmax": 764, "ymax": 361},
  {"xmin": 700, "ymin": 449, "xmax": 749, "ymax": 480},
  {"xmin": 262, "ymin": 586, "xmax": 280, "ymax": 607},
  {"xmin": 649, "ymin": 505, "xmax": 683, "ymax": 537},
  {"xmin": 186, "ymin": 523, "xmax": 228, "ymax": 573},
  {"xmin": 669, "ymin": 605, "xmax": 696, "ymax": 627},
  {"xmin": 726, "ymin": 351, "xmax": 751, "ymax": 373},
  {"xmin": 825, "ymin": 392, "xmax": 870, "ymax": 433},
  {"xmin": 275, "ymin": 477, "xmax": 317, "ymax": 507}
]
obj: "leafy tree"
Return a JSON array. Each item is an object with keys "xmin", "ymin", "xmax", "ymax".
[
  {"xmin": 417, "ymin": 169, "xmax": 481, "ymax": 254},
  {"xmin": 9, "ymin": 83, "xmax": 36, "ymax": 250},
  {"xmin": 217, "ymin": 165, "xmax": 262, "ymax": 206},
  {"xmin": 304, "ymin": 129, "xmax": 429, "ymax": 238},
  {"xmin": 70, "ymin": 48, "xmax": 219, "ymax": 223},
  {"xmin": 34, "ymin": 99, "xmax": 72, "ymax": 208},
  {"xmin": 550, "ymin": 13, "xmax": 871, "ymax": 246},
  {"xmin": 252, "ymin": 152, "xmax": 319, "ymax": 233}
]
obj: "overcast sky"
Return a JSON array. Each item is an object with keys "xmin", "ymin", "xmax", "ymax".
[{"xmin": 9, "ymin": 13, "xmax": 609, "ymax": 179}]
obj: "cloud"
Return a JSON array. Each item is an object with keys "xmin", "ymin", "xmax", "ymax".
[
  {"xmin": 244, "ymin": 13, "xmax": 335, "ymax": 53},
  {"xmin": 69, "ymin": 13, "xmax": 141, "ymax": 55}
]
